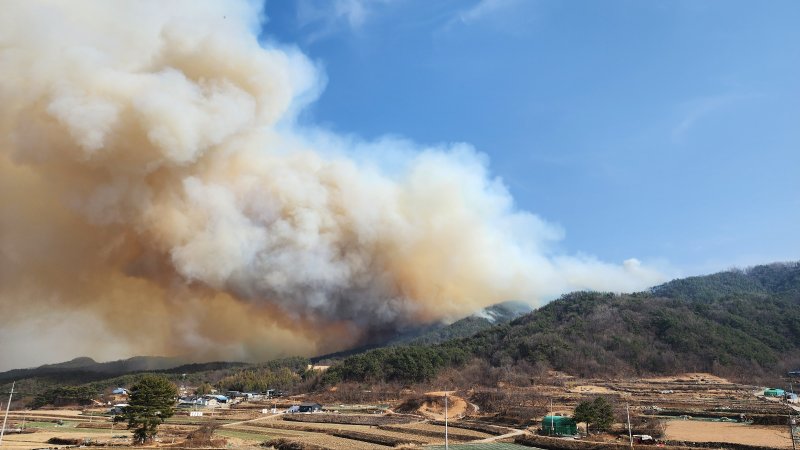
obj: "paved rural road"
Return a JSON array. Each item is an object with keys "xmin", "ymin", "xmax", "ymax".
[
  {"xmin": 473, "ymin": 428, "xmax": 527, "ymax": 443},
  {"xmin": 222, "ymin": 412, "xmax": 283, "ymax": 428}
]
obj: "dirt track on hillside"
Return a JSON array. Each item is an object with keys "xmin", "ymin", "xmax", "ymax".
[{"xmin": 420, "ymin": 391, "xmax": 467, "ymax": 420}]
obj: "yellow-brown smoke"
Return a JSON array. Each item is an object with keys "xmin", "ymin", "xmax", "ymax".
[{"xmin": 0, "ymin": 0, "xmax": 665, "ymax": 370}]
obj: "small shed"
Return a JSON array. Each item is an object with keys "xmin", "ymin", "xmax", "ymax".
[
  {"xmin": 108, "ymin": 403, "xmax": 128, "ymax": 415},
  {"xmin": 541, "ymin": 415, "xmax": 577, "ymax": 436},
  {"xmin": 764, "ymin": 388, "xmax": 786, "ymax": 397},
  {"xmin": 198, "ymin": 397, "xmax": 218, "ymax": 407},
  {"xmin": 299, "ymin": 402, "xmax": 322, "ymax": 413}
]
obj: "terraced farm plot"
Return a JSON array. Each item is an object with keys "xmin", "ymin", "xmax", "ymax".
[
  {"xmin": 250, "ymin": 420, "xmax": 431, "ymax": 441},
  {"xmin": 166, "ymin": 415, "xmax": 238, "ymax": 425},
  {"xmin": 282, "ymin": 412, "xmax": 418, "ymax": 425},
  {"xmin": 217, "ymin": 428, "xmax": 274, "ymax": 441},
  {"xmin": 427, "ymin": 444, "xmax": 535, "ymax": 450},
  {"xmin": 224, "ymin": 426, "xmax": 388, "ymax": 450},
  {"xmin": 222, "ymin": 424, "xmax": 313, "ymax": 439},
  {"xmin": 12, "ymin": 420, "xmax": 79, "ymax": 429},
  {"xmin": 665, "ymin": 420, "xmax": 792, "ymax": 448},
  {"xmin": 430, "ymin": 419, "xmax": 511, "ymax": 435},
  {"xmin": 246, "ymin": 418, "xmax": 367, "ymax": 432},
  {"xmin": 378, "ymin": 422, "xmax": 491, "ymax": 441},
  {"xmin": 279, "ymin": 433, "xmax": 387, "ymax": 450},
  {"xmin": 0, "ymin": 424, "xmax": 132, "ymax": 450},
  {"xmin": 234, "ymin": 415, "xmax": 489, "ymax": 447}
]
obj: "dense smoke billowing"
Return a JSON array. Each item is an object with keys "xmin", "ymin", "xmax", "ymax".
[{"xmin": 0, "ymin": 0, "xmax": 664, "ymax": 370}]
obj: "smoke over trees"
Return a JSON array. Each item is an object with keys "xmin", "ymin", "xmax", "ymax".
[{"xmin": 0, "ymin": 0, "xmax": 663, "ymax": 369}]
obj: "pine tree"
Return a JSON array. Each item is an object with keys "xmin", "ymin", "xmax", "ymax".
[
  {"xmin": 120, "ymin": 375, "xmax": 177, "ymax": 443},
  {"xmin": 573, "ymin": 396, "xmax": 614, "ymax": 433}
]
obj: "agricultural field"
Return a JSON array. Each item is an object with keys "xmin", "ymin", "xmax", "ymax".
[
  {"xmin": 0, "ymin": 416, "xmax": 133, "ymax": 450},
  {"xmin": 2, "ymin": 373, "xmax": 797, "ymax": 449},
  {"xmin": 664, "ymin": 420, "xmax": 791, "ymax": 448}
]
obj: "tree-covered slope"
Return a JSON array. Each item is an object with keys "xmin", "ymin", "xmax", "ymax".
[
  {"xmin": 652, "ymin": 262, "xmax": 800, "ymax": 302},
  {"xmin": 312, "ymin": 301, "xmax": 532, "ymax": 363},
  {"xmin": 324, "ymin": 262, "xmax": 800, "ymax": 383},
  {"xmin": 389, "ymin": 301, "xmax": 533, "ymax": 346},
  {"xmin": 465, "ymin": 288, "xmax": 800, "ymax": 377}
]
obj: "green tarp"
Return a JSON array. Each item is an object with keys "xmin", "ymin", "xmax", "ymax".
[
  {"xmin": 764, "ymin": 388, "xmax": 785, "ymax": 397},
  {"xmin": 541, "ymin": 415, "xmax": 577, "ymax": 435}
]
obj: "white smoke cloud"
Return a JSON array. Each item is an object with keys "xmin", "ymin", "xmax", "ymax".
[{"xmin": 0, "ymin": 0, "xmax": 666, "ymax": 370}]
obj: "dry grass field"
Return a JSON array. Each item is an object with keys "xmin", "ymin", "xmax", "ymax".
[
  {"xmin": 665, "ymin": 420, "xmax": 792, "ymax": 448},
  {"xmin": 3, "ymin": 372, "xmax": 796, "ymax": 449}
]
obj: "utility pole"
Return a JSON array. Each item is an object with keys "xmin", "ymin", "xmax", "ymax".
[
  {"xmin": 790, "ymin": 414, "xmax": 798, "ymax": 450},
  {"xmin": 626, "ymin": 403, "xmax": 633, "ymax": 449},
  {"xmin": 0, "ymin": 381, "xmax": 15, "ymax": 446},
  {"xmin": 444, "ymin": 392, "xmax": 448, "ymax": 450},
  {"xmin": 549, "ymin": 398, "xmax": 554, "ymax": 436}
]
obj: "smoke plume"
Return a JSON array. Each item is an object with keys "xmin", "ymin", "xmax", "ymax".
[{"xmin": 0, "ymin": 0, "xmax": 664, "ymax": 370}]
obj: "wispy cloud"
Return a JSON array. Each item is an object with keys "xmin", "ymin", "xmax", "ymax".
[
  {"xmin": 441, "ymin": 0, "xmax": 530, "ymax": 33},
  {"xmin": 457, "ymin": 0, "xmax": 521, "ymax": 26},
  {"xmin": 671, "ymin": 93, "xmax": 757, "ymax": 143},
  {"xmin": 296, "ymin": 0, "xmax": 391, "ymax": 43}
]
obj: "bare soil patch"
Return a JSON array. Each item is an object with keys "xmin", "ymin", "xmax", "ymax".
[
  {"xmin": 570, "ymin": 385, "xmax": 616, "ymax": 394},
  {"xmin": 665, "ymin": 419, "xmax": 791, "ymax": 448},
  {"xmin": 644, "ymin": 373, "xmax": 731, "ymax": 384},
  {"xmin": 419, "ymin": 391, "xmax": 468, "ymax": 419}
]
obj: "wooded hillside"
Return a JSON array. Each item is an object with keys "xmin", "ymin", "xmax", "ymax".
[{"xmin": 323, "ymin": 262, "xmax": 800, "ymax": 383}]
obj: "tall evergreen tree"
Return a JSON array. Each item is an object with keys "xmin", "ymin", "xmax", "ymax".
[
  {"xmin": 119, "ymin": 375, "xmax": 177, "ymax": 443},
  {"xmin": 573, "ymin": 397, "xmax": 614, "ymax": 433}
]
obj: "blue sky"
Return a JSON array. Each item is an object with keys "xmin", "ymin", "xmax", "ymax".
[{"xmin": 260, "ymin": 0, "xmax": 799, "ymax": 276}]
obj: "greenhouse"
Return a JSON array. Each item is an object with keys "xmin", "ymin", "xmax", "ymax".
[
  {"xmin": 764, "ymin": 388, "xmax": 785, "ymax": 397},
  {"xmin": 541, "ymin": 415, "xmax": 578, "ymax": 436}
]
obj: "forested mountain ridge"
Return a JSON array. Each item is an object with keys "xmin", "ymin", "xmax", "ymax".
[
  {"xmin": 651, "ymin": 262, "xmax": 800, "ymax": 302},
  {"xmin": 323, "ymin": 262, "xmax": 800, "ymax": 384},
  {"xmin": 387, "ymin": 301, "xmax": 533, "ymax": 346},
  {"xmin": 311, "ymin": 301, "xmax": 532, "ymax": 363},
  {"xmin": 0, "ymin": 356, "xmax": 189, "ymax": 384}
]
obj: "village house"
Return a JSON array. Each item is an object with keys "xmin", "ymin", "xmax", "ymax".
[{"xmin": 299, "ymin": 402, "xmax": 322, "ymax": 413}]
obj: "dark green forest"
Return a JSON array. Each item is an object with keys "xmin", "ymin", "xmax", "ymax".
[{"xmin": 323, "ymin": 262, "xmax": 800, "ymax": 384}]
